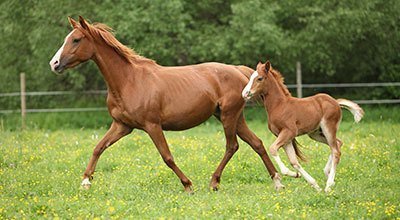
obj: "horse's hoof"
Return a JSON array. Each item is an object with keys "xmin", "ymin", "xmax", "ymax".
[
  {"xmin": 295, "ymin": 172, "xmax": 302, "ymax": 178},
  {"xmin": 209, "ymin": 184, "xmax": 219, "ymax": 192},
  {"xmin": 273, "ymin": 173, "xmax": 285, "ymax": 191},
  {"xmin": 275, "ymin": 183, "xmax": 285, "ymax": 191},
  {"xmin": 184, "ymin": 185, "xmax": 194, "ymax": 195},
  {"xmin": 81, "ymin": 178, "xmax": 91, "ymax": 190},
  {"xmin": 209, "ymin": 180, "xmax": 219, "ymax": 192}
]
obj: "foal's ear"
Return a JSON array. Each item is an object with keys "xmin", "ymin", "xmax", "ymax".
[
  {"xmin": 78, "ymin": 16, "xmax": 90, "ymax": 30},
  {"xmin": 68, "ymin": 16, "xmax": 78, "ymax": 28},
  {"xmin": 265, "ymin": 60, "xmax": 271, "ymax": 72}
]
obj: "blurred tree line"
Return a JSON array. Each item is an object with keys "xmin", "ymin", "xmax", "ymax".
[{"xmin": 0, "ymin": 0, "xmax": 399, "ymax": 110}]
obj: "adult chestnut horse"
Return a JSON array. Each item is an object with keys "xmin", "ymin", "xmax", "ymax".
[
  {"xmin": 242, "ymin": 61, "xmax": 364, "ymax": 192},
  {"xmin": 49, "ymin": 16, "xmax": 284, "ymax": 193}
]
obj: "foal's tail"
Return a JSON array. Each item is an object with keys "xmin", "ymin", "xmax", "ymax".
[
  {"xmin": 292, "ymin": 139, "xmax": 307, "ymax": 162},
  {"xmin": 337, "ymin": 99, "xmax": 365, "ymax": 123}
]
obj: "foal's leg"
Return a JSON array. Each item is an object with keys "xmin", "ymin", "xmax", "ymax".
[
  {"xmin": 210, "ymin": 110, "xmax": 241, "ymax": 191},
  {"xmin": 82, "ymin": 121, "xmax": 132, "ymax": 189},
  {"xmin": 144, "ymin": 123, "xmax": 193, "ymax": 193},
  {"xmin": 284, "ymin": 142, "xmax": 322, "ymax": 191},
  {"xmin": 236, "ymin": 114, "xmax": 284, "ymax": 190},
  {"xmin": 308, "ymin": 131, "xmax": 331, "ymax": 177},
  {"xmin": 268, "ymin": 130, "xmax": 298, "ymax": 179},
  {"xmin": 320, "ymin": 120, "xmax": 342, "ymax": 192},
  {"xmin": 308, "ymin": 131, "xmax": 343, "ymax": 177}
]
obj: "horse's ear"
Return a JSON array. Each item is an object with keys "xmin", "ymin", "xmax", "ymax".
[
  {"xmin": 68, "ymin": 16, "xmax": 78, "ymax": 28},
  {"xmin": 265, "ymin": 60, "xmax": 271, "ymax": 72},
  {"xmin": 78, "ymin": 16, "xmax": 89, "ymax": 30}
]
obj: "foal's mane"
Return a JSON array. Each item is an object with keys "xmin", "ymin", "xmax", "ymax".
[
  {"xmin": 81, "ymin": 22, "xmax": 156, "ymax": 64},
  {"xmin": 269, "ymin": 68, "xmax": 292, "ymax": 97}
]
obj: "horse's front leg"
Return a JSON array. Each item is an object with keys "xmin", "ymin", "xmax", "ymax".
[
  {"xmin": 144, "ymin": 123, "xmax": 193, "ymax": 194},
  {"xmin": 81, "ymin": 121, "xmax": 132, "ymax": 189}
]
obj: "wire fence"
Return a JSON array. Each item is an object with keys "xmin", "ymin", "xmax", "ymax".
[{"xmin": 1, "ymin": 74, "xmax": 399, "ymax": 115}]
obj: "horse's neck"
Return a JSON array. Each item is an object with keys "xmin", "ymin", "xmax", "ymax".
[
  {"xmin": 263, "ymin": 78, "xmax": 289, "ymax": 113},
  {"xmin": 92, "ymin": 44, "xmax": 154, "ymax": 95}
]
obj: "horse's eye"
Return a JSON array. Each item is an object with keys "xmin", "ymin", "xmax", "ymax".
[
  {"xmin": 257, "ymin": 77, "xmax": 263, "ymax": 82},
  {"xmin": 73, "ymin": 38, "xmax": 81, "ymax": 43}
]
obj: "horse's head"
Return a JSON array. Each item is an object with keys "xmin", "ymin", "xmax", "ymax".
[
  {"xmin": 49, "ymin": 16, "xmax": 95, "ymax": 74},
  {"xmin": 242, "ymin": 60, "xmax": 271, "ymax": 100}
]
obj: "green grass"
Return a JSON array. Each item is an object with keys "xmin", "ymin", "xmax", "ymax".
[{"xmin": 0, "ymin": 107, "xmax": 399, "ymax": 219}]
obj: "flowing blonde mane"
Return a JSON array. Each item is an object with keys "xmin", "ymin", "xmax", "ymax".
[
  {"xmin": 82, "ymin": 22, "xmax": 156, "ymax": 64},
  {"xmin": 270, "ymin": 68, "xmax": 292, "ymax": 97}
]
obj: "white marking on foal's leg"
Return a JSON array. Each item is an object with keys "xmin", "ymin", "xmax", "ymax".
[
  {"xmin": 294, "ymin": 165, "xmax": 322, "ymax": 192},
  {"xmin": 324, "ymin": 154, "xmax": 332, "ymax": 177},
  {"xmin": 325, "ymin": 160, "xmax": 337, "ymax": 193},
  {"xmin": 81, "ymin": 177, "xmax": 91, "ymax": 189},
  {"xmin": 284, "ymin": 143, "xmax": 321, "ymax": 191},
  {"xmin": 242, "ymin": 71, "xmax": 258, "ymax": 99},
  {"xmin": 272, "ymin": 155, "xmax": 298, "ymax": 177}
]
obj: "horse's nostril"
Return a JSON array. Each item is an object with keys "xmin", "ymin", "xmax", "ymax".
[{"xmin": 54, "ymin": 60, "xmax": 59, "ymax": 65}]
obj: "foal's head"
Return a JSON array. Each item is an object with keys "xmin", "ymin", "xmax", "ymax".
[
  {"xmin": 242, "ymin": 61, "xmax": 272, "ymax": 100},
  {"xmin": 49, "ymin": 16, "xmax": 96, "ymax": 74}
]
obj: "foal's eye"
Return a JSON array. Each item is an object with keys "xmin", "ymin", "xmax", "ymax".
[
  {"xmin": 257, "ymin": 77, "xmax": 263, "ymax": 82},
  {"xmin": 72, "ymin": 38, "xmax": 81, "ymax": 43}
]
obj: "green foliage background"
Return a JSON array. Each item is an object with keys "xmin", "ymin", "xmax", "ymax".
[{"xmin": 0, "ymin": 0, "xmax": 399, "ymax": 110}]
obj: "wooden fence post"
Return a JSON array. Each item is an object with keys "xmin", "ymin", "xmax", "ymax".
[
  {"xmin": 20, "ymin": 73, "xmax": 26, "ymax": 129},
  {"xmin": 296, "ymin": 61, "xmax": 302, "ymax": 98}
]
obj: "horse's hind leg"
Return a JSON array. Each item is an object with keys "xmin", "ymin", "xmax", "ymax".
[
  {"xmin": 210, "ymin": 107, "xmax": 242, "ymax": 191},
  {"xmin": 144, "ymin": 123, "xmax": 193, "ymax": 193},
  {"xmin": 82, "ymin": 121, "xmax": 132, "ymax": 189},
  {"xmin": 284, "ymin": 142, "xmax": 322, "ymax": 192},
  {"xmin": 236, "ymin": 114, "xmax": 284, "ymax": 190}
]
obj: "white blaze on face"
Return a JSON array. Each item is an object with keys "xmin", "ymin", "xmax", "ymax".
[
  {"xmin": 49, "ymin": 30, "xmax": 75, "ymax": 73},
  {"xmin": 242, "ymin": 71, "xmax": 259, "ymax": 99}
]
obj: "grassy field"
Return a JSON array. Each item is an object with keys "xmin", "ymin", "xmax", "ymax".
[{"xmin": 0, "ymin": 106, "xmax": 399, "ymax": 219}]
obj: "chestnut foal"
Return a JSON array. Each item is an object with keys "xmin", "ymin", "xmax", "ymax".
[{"xmin": 242, "ymin": 61, "xmax": 364, "ymax": 192}]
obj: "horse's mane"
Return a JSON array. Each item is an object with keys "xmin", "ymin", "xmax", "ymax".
[
  {"xmin": 270, "ymin": 68, "xmax": 292, "ymax": 97},
  {"xmin": 81, "ymin": 22, "xmax": 156, "ymax": 64}
]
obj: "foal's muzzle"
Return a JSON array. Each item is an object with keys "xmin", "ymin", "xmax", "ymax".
[{"xmin": 242, "ymin": 91, "xmax": 253, "ymax": 101}]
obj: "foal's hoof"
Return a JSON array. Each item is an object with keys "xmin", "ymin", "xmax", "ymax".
[
  {"xmin": 313, "ymin": 185, "xmax": 322, "ymax": 192},
  {"xmin": 81, "ymin": 178, "xmax": 92, "ymax": 190}
]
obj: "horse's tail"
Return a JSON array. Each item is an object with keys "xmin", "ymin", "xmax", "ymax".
[
  {"xmin": 292, "ymin": 139, "xmax": 307, "ymax": 162},
  {"xmin": 337, "ymin": 99, "xmax": 364, "ymax": 123},
  {"xmin": 235, "ymin": 65, "xmax": 254, "ymax": 79}
]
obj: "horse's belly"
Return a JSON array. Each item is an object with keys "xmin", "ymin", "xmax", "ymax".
[{"xmin": 160, "ymin": 98, "xmax": 217, "ymax": 131}]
